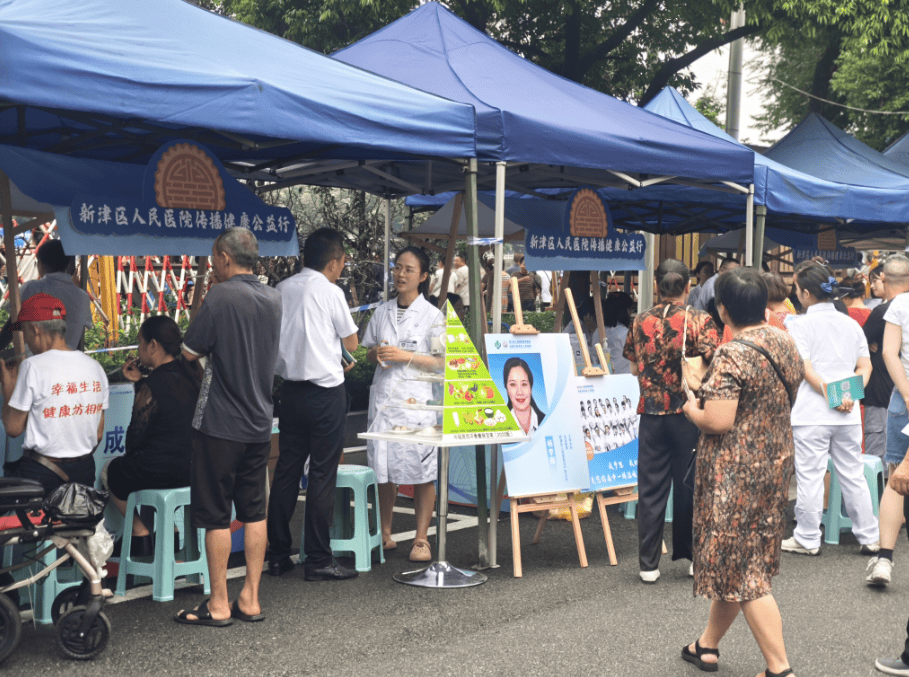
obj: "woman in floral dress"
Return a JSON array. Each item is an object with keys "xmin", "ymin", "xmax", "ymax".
[{"xmin": 682, "ymin": 268, "xmax": 804, "ymax": 677}]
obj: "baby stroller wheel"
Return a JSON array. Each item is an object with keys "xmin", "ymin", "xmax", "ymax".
[
  {"xmin": 51, "ymin": 587, "xmax": 82, "ymax": 626},
  {"xmin": 0, "ymin": 592, "xmax": 22, "ymax": 664},
  {"xmin": 56, "ymin": 606, "xmax": 110, "ymax": 660}
]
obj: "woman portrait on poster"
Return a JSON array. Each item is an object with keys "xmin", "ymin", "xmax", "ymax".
[{"xmin": 503, "ymin": 357, "xmax": 546, "ymax": 435}]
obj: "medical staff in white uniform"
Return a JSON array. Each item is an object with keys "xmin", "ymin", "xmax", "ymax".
[
  {"xmin": 783, "ymin": 262, "xmax": 879, "ymax": 556},
  {"xmin": 363, "ymin": 247, "xmax": 444, "ymax": 563}
]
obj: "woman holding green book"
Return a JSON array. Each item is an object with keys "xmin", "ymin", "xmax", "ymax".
[{"xmin": 781, "ymin": 261, "xmax": 879, "ymax": 557}]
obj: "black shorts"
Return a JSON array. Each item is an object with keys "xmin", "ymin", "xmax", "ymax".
[
  {"xmin": 190, "ymin": 430, "xmax": 270, "ymax": 530},
  {"xmin": 106, "ymin": 456, "xmax": 190, "ymax": 501}
]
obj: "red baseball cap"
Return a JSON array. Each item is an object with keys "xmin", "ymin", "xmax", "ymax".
[{"xmin": 11, "ymin": 293, "xmax": 66, "ymax": 331}]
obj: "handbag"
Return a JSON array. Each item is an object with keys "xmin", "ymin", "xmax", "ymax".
[
  {"xmin": 732, "ymin": 338, "xmax": 793, "ymax": 408},
  {"xmin": 678, "ymin": 305, "xmax": 708, "ymax": 393}
]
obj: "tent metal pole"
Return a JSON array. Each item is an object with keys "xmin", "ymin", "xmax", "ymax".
[
  {"xmin": 0, "ymin": 170, "xmax": 24, "ymax": 358},
  {"xmin": 488, "ymin": 161, "xmax": 506, "ymax": 569},
  {"xmin": 492, "ymin": 162, "xmax": 506, "ymax": 332},
  {"xmin": 464, "ymin": 158, "xmax": 490, "ymax": 569},
  {"xmin": 383, "ymin": 199, "xmax": 391, "ymax": 302},
  {"xmin": 754, "ymin": 205, "xmax": 767, "ymax": 271},
  {"xmin": 745, "ymin": 184, "xmax": 754, "ymax": 267},
  {"xmin": 639, "ymin": 233, "xmax": 655, "ymax": 312}
]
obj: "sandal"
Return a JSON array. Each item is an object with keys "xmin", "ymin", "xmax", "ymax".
[
  {"xmin": 409, "ymin": 540, "xmax": 432, "ymax": 562},
  {"xmin": 764, "ymin": 669, "xmax": 794, "ymax": 677},
  {"xmin": 174, "ymin": 599, "xmax": 233, "ymax": 627},
  {"xmin": 383, "ymin": 539, "xmax": 397, "ymax": 551},
  {"xmin": 681, "ymin": 639, "xmax": 719, "ymax": 672},
  {"xmin": 230, "ymin": 600, "xmax": 265, "ymax": 623}
]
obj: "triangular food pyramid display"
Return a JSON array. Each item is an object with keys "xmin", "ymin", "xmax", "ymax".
[{"xmin": 440, "ymin": 304, "xmax": 526, "ymax": 444}]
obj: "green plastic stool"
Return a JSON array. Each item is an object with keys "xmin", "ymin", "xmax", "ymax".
[
  {"xmin": 300, "ymin": 465, "xmax": 384, "ymax": 572},
  {"xmin": 115, "ymin": 487, "xmax": 209, "ymax": 601},
  {"xmin": 822, "ymin": 455, "xmax": 884, "ymax": 545},
  {"xmin": 622, "ymin": 483, "xmax": 673, "ymax": 523}
]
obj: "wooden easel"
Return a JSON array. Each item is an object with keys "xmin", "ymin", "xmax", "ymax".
[
  {"xmin": 493, "ymin": 280, "xmax": 587, "ymax": 577},
  {"xmin": 594, "ymin": 487, "xmax": 638, "ymax": 565},
  {"xmin": 564, "ymin": 287, "xmax": 606, "ymax": 377},
  {"xmin": 509, "ymin": 491, "xmax": 588, "ymax": 577}
]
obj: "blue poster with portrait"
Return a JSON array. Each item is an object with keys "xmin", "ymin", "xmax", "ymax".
[
  {"xmin": 523, "ymin": 187, "xmax": 647, "ymax": 272},
  {"xmin": 484, "ymin": 333, "xmax": 590, "ymax": 497}
]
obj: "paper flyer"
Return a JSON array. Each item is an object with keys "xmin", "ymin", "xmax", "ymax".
[{"xmin": 826, "ymin": 374, "xmax": 865, "ymax": 409}]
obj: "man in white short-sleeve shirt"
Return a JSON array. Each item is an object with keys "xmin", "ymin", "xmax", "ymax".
[
  {"xmin": 453, "ymin": 254, "xmax": 470, "ymax": 310},
  {"xmin": 1, "ymin": 293, "xmax": 107, "ymax": 495},
  {"xmin": 267, "ymin": 228, "xmax": 360, "ymax": 581}
]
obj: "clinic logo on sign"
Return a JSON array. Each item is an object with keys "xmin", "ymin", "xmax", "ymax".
[
  {"xmin": 155, "ymin": 143, "xmax": 226, "ymax": 211},
  {"xmin": 569, "ymin": 188, "xmax": 609, "ymax": 238}
]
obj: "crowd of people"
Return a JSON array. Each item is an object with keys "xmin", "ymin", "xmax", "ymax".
[{"xmin": 7, "ymin": 228, "xmax": 909, "ymax": 674}]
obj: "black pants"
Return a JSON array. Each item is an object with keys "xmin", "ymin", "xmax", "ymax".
[
  {"xmin": 266, "ymin": 380, "xmax": 348, "ymax": 569},
  {"xmin": 11, "ymin": 455, "xmax": 95, "ymax": 497},
  {"xmin": 636, "ymin": 412, "xmax": 698, "ymax": 571}
]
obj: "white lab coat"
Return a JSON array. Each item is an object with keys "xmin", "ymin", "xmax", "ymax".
[{"xmin": 363, "ymin": 296, "xmax": 444, "ymax": 484}]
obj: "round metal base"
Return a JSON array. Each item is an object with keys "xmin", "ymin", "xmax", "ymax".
[{"xmin": 393, "ymin": 561, "xmax": 488, "ymax": 588}]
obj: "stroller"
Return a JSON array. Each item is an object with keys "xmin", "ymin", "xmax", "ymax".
[{"xmin": 0, "ymin": 478, "xmax": 112, "ymax": 662}]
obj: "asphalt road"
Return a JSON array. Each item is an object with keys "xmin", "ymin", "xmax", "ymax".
[{"xmin": 2, "ymin": 498, "xmax": 906, "ymax": 677}]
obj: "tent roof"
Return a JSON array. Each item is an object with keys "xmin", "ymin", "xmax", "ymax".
[
  {"xmin": 333, "ymin": 3, "xmax": 753, "ymax": 186},
  {"xmin": 765, "ymin": 113, "xmax": 909, "ymax": 188},
  {"xmin": 643, "ymin": 89, "xmax": 909, "ymax": 224},
  {"xmin": 0, "ymin": 144, "xmax": 298, "ymax": 256},
  {"xmin": 0, "ymin": 0, "xmax": 477, "ymax": 177},
  {"xmin": 884, "ymin": 130, "xmax": 909, "ymax": 167}
]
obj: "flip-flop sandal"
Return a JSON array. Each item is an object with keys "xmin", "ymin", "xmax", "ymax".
[
  {"xmin": 764, "ymin": 669, "xmax": 794, "ymax": 677},
  {"xmin": 681, "ymin": 639, "xmax": 719, "ymax": 672},
  {"xmin": 231, "ymin": 600, "xmax": 265, "ymax": 623},
  {"xmin": 383, "ymin": 539, "xmax": 398, "ymax": 551},
  {"xmin": 174, "ymin": 599, "xmax": 233, "ymax": 627}
]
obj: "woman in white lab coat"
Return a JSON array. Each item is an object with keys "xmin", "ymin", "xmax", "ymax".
[{"xmin": 363, "ymin": 247, "xmax": 444, "ymax": 563}]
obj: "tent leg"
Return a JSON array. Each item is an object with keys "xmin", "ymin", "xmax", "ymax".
[
  {"xmin": 383, "ymin": 198, "xmax": 391, "ymax": 302},
  {"xmin": 0, "ymin": 170, "xmax": 23, "ymax": 357},
  {"xmin": 492, "ymin": 162, "xmax": 506, "ymax": 333},
  {"xmin": 639, "ymin": 233, "xmax": 655, "ymax": 312},
  {"xmin": 745, "ymin": 185, "xmax": 754, "ymax": 267},
  {"xmin": 754, "ymin": 205, "xmax": 767, "ymax": 271},
  {"xmin": 464, "ymin": 158, "xmax": 489, "ymax": 569}
]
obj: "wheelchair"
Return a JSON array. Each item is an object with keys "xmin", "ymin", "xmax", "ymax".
[{"xmin": 0, "ymin": 478, "xmax": 111, "ymax": 662}]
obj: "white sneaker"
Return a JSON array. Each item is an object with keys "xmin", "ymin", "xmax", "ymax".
[
  {"xmin": 689, "ymin": 563, "xmax": 694, "ymax": 577},
  {"xmin": 861, "ymin": 541, "xmax": 882, "ymax": 554},
  {"xmin": 866, "ymin": 556, "xmax": 893, "ymax": 587},
  {"xmin": 781, "ymin": 536, "xmax": 820, "ymax": 556},
  {"xmin": 639, "ymin": 569, "xmax": 660, "ymax": 583}
]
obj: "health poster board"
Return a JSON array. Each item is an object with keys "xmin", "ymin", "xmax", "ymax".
[
  {"xmin": 441, "ymin": 304, "xmax": 526, "ymax": 445},
  {"xmin": 484, "ymin": 333, "xmax": 590, "ymax": 497},
  {"xmin": 575, "ymin": 374, "xmax": 640, "ymax": 492}
]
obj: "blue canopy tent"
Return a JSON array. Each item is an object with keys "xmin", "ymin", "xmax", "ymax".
[
  {"xmin": 765, "ymin": 113, "xmax": 909, "ymax": 188},
  {"xmin": 884, "ymin": 131, "xmax": 909, "ymax": 167},
  {"xmin": 0, "ymin": 0, "xmax": 480, "ymax": 307},
  {"xmin": 332, "ymin": 2, "xmax": 755, "ymax": 319},
  {"xmin": 410, "ymin": 88, "xmax": 909, "ymax": 264}
]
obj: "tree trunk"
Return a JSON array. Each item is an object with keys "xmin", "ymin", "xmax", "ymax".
[{"xmin": 563, "ymin": 1, "xmax": 582, "ymax": 82}]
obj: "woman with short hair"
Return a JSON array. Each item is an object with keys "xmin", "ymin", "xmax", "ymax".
[{"xmin": 682, "ymin": 268, "xmax": 804, "ymax": 677}]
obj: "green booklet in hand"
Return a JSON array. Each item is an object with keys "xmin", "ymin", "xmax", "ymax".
[{"xmin": 826, "ymin": 375, "xmax": 864, "ymax": 409}]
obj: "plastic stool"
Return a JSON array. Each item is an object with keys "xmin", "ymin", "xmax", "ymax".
[
  {"xmin": 822, "ymin": 456, "xmax": 884, "ymax": 545},
  {"xmin": 115, "ymin": 487, "xmax": 209, "ymax": 602},
  {"xmin": 622, "ymin": 483, "xmax": 673, "ymax": 522},
  {"xmin": 3, "ymin": 541, "xmax": 81, "ymax": 625},
  {"xmin": 300, "ymin": 465, "xmax": 384, "ymax": 572}
]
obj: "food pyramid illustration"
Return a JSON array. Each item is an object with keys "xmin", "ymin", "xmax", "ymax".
[{"xmin": 439, "ymin": 304, "xmax": 526, "ymax": 444}]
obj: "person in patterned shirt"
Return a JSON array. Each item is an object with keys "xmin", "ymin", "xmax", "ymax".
[{"xmin": 623, "ymin": 258, "xmax": 719, "ymax": 583}]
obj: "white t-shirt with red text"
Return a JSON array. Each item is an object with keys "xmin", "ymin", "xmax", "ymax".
[{"xmin": 8, "ymin": 349, "xmax": 109, "ymax": 459}]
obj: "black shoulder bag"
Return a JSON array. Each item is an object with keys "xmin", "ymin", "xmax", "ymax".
[{"xmin": 732, "ymin": 338, "xmax": 793, "ymax": 408}]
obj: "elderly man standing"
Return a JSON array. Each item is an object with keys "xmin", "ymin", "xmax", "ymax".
[
  {"xmin": 0, "ymin": 293, "xmax": 107, "ymax": 495},
  {"xmin": 0, "ymin": 240, "xmax": 93, "ymax": 352},
  {"xmin": 176, "ymin": 228, "xmax": 281, "ymax": 627},
  {"xmin": 267, "ymin": 227, "xmax": 359, "ymax": 581}
]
